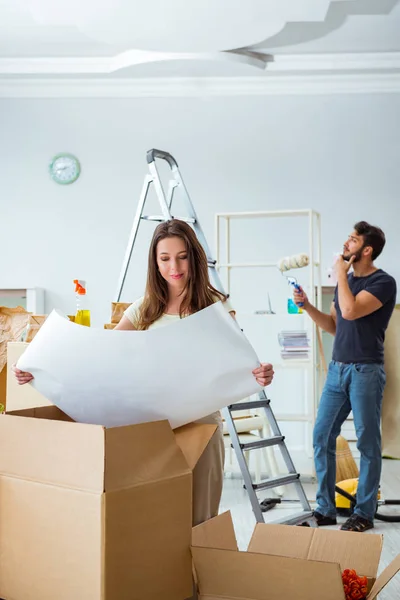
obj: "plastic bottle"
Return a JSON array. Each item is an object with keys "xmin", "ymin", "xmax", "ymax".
[
  {"xmin": 74, "ymin": 279, "xmax": 91, "ymax": 327},
  {"xmin": 287, "ymin": 279, "xmax": 303, "ymax": 314}
]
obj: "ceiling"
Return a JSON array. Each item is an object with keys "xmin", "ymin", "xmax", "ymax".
[{"xmin": 1, "ymin": 0, "xmax": 400, "ymax": 89}]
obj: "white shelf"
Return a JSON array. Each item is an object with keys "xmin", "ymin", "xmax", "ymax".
[
  {"xmin": 275, "ymin": 414, "xmax": 314, "ymax": 422},
  {"xmin": 274, "ymin": 361, "xmax": 312, "ymax": 368},
  {"xmin": 0, "ymin": 287, "xmax": 45, "ymax": 314},
  {"xmin": 218, "ymin": 261, "xmax": 320, "ymax": 268},
  {"xmin": 216, "ymin": 209, "xmax": 315, "ymax": 219},
  {"xmin": 216, "ymin": 208, "xmax": 322, "ymax": 476}
]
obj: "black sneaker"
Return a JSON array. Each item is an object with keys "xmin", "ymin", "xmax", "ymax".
[
  {"xmin": 340, "ymin": 514, "xmax": 374, "ymax": 532},
  {"xmin": 313, "ymin": 511, "xmax": 337, "ymax": 526}
]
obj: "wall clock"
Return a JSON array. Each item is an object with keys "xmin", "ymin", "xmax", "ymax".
[{"xmin": 49, "ymin": 153, "xmax": 81, "ymax": 185}]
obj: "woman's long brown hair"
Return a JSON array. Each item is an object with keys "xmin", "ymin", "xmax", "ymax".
[{"xmin": 136, "ymin": 219, "xmax": 227, "ymax": 330}]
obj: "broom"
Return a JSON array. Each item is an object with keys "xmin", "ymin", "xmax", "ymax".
[{"xmin": 336, "ymin": 435, "xmax": 359, "ymax": 482}]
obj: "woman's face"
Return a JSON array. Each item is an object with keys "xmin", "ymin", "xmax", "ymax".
[{"xmin": 156, "ymin": 236, "xmax": 189, "ymax": 290}]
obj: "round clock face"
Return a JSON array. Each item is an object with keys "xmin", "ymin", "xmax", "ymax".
[{"xmin": 49, "ymin": 153, "xmax": 80, "ymax": 185}]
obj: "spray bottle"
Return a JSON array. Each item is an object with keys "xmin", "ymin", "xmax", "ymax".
[
  {"xmin": 74, "ymin": 279, "xmax": 91, "ymax": 326},
  {"xmin": 286, "ymin": 278, "xmax": 304, "ymax": 314},
  {"xmin": 277, "ymin": 254, "xmax": 309, "ymax": 315}
]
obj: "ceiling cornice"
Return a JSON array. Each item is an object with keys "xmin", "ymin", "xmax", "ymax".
[{"xmin": 0, "ymin": 53, "xmax": 399, "ymax": 97}]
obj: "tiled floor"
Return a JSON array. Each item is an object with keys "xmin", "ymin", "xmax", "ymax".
[{"xmin": 220, "ymin": 458, "xmax": 400, "ymax": 599}]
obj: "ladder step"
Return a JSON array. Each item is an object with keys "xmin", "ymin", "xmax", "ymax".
[
  {"xmin": 253, "ymin": 473, "xmax": 300, "ymax": 491},
  {"xmin": 228, "ymin": 399, "xmax": 270, "ymax": 412},
  {"xmin": 239, "ymin": 436, "xmax": 284, "ymax": 451},
  {"xmin": 268, "ymin": 510, "xmax": 315, "ymax": 527}
]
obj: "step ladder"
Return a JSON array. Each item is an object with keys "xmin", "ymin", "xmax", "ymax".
[{"xmin": 115, "ymin": 149, "xmax": 314, "ymax": 526}]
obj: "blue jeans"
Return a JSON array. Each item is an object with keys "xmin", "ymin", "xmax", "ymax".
[{"xmin": 314, "ymin": 360, "xmax": 386, "ymax": 521}]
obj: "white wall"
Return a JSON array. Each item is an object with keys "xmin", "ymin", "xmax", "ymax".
[
  {"xmin": 1, "ymin": 92, "xmax": 399, "ymax": 473},
  {"xmin": 1, "ymin": 94, "xmax": 399, "ymax": 325}
]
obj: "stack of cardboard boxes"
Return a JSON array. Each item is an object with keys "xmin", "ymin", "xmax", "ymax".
[
  {"xmin": 103, "ymin": 301, "xmax": 132, "ymax": 330},
  {"xmin": 1, "ymin": 304, "xmax": 399, "ymax": 599},
  {"xmin": 1, "ymin": 342, "xmax": 216, "ymax": 600}
]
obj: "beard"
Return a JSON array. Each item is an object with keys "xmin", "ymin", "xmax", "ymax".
[{"xmin": 342, "ymin": 247, "xmax": 364, "ymax": 263}]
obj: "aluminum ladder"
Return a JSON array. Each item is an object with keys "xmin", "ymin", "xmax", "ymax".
[{"xmin": 115, "ymin": 149, "xmax": 314, "ymax": 526}]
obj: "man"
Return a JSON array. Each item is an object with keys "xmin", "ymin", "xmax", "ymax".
[{"xmin": 294, "ymin": 221, "xmax": 396, "ymax": 532}]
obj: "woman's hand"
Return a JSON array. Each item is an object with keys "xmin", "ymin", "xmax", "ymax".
[
  {"xmin": 252, "ymin": 363, "xmax": 274, "ymax": 387},
  {"xmin": 12, "ymin": 364, "xmax": 34, "ymax": 385}
]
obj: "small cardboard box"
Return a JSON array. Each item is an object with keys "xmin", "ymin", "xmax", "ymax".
[
  {"xmin": 25, "ymin": 314, "xmax": 47, "ymax": 342},
  {"xmin": 0, "ymin": 406, "xmax": 215, "ymax": 600},
  {"xmin": 0, "ymin": 365, "xmax": 6, "ymax": 412},
  {"xmin": 191, "ymin": 512, "xmax": 400, "ymax": 600},
  {"xmin": 111, "ymin": 302, "xmax": 132, "ymax": 324},
  {"xmin": 6, "ymin": 342, "xmax": 51, "ymax": 411},
  {"xmin": 0, "ymin": 307, "xmax": 31, "ymax": 411},
  {"xmin": 104, "ymin": 323, "xmax": 116, "ymax": 330}
]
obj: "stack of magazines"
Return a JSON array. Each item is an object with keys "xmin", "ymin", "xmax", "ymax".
[{"xmin": 278, "ymin": 330, "xmax": 310, "ymax": 360}]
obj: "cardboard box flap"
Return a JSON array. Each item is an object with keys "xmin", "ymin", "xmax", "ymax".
[
  {"xmin": 248, "ymin": 524, "xmax": 382, "ymax": 576},
  {"xmin": 192, "ymin": 547, "xmax": 345, "ymax": 600},
  {"xmin": 174, "ymin": 422, "xmax": 217, "ymax": 470},
  {"xmin": 0, "ymin": 407, "xmax": 105, "ymax": 492},
  {"xmin": 248, "ymin": 522, "xmax": 314, "ymax": 559},
  {"xmin": 308, "ymin": 529, "xmax": 383, "ymax": 577},
  {"xmin": 367, "ymin": 554, "xmax": 400, "ymax": 600},
  {"xmin": 105, "ymin": 420, "xmax": 190, "ymax": 491},
  {"xmin": 7, "ymin": 406, "xmax": 72, "ymax": 421},
  {"xmin": 192, "ymin": 511, "xmax": 238, "ymax": 551}
]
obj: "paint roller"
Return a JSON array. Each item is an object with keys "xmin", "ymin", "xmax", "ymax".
[
  {"xmin": 277, "ymin": 252, "xmax": 327, "ymax": 373},
  {"xmin": 277, "ymin": 253, "xmax": 309, "ymax": 306}
]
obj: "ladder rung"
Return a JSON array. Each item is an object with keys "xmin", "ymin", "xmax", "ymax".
[
  {"xmin": 228, "ymin": 399, "xmax": 270, "ymax": 411},
  {"xmin": 253, "ymin": 473, "xmax": 300, "ymax": 491},
  {"xmin": 239, "ymin": 436, "xmax": 284, "ymax": 451},
  {"xmin": 268, "ymin": 510, "xmax": 315, "ymax": 527},
  {"xmin": 141, "ymin": 215, "xmax": 196, "ymax": 224}
]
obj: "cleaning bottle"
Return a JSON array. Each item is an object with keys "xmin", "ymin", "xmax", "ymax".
[
  {"xmin": 287, "ymin": 278, "xmax": 303, "ymax": 314},
  {"xmin": 74, "ymin": 279, "xmax": 91, "ymax": 326}
]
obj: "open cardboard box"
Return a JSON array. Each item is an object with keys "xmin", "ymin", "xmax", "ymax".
[
  {"xmin": 0, "ymin": 405, "xmax": 216, "ymax": 600},
  {"xmin": 191, "ymin": 511, "xmax": 400, "ymax": 600}
]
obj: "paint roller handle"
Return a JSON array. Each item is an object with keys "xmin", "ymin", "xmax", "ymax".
[
  {"xmin": 146, "ymin": 149, "xmax": 178, "ymax": 169},
  {"xmin": 292, "ymin": 283, "xmax": 307, "ymax": 308}
]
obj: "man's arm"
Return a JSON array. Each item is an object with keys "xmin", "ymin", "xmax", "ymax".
[
  {"xmin": 336, "ymin": 272, "xmax": 383, "ymax": 320},
  {"xmin": 293, "ymin": 287, "xmax": 336, "ymax": 335},
  {"xmin": 305, "ymin": 301, "xmax": 337, "ymax": 335}
]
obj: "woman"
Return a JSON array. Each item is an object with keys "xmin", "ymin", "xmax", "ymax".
[{"xmin": 13, "ymin": 219, "xmax": 274, "ymax": 526}]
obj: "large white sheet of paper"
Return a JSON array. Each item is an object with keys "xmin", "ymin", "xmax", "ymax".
[{"xmin": 17, "ymin": 302, "xmax": 262, "ymax": 429}]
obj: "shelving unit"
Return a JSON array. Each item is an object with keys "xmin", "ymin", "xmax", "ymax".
[
  {"xmin": 215, "ymin": 209, "xmax": 322, "ymax": 475},
  {"xmin": 0, "ymin": 288, "xmax": 45, "ymax": 313}
]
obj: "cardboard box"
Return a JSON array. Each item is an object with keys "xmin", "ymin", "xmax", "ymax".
[
  {"xmin": 191, "ymin": 512, "xmax": 400, "ymax": 600},
  {"xmin": 111, "ymin": 302, "xmax": 132, "ymax": 324},
  {"xmin": 0, "ymin": 307, "xmax": 31, "ymax": 411},
  {"xmin": 6, "ymin": 342, "xmax": 51, "ymax": 412},
  {"xmin": 0, "ymin": 365, "xmax": 6, "ymax": 412},
  {"xmin": 104, "ymin": 323, "xmax": 116, "ymax": 330},
  {"xmin": 25, "ymin": 314, "xmax": 47, "ymax": 342},
  {"xmin": 0, "ymin": 406, "xmax": 216, "ymax": 600}
]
